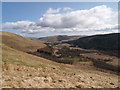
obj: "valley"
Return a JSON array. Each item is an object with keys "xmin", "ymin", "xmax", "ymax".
[
  {"xmin": 28, "ymin": 40, "xmax": 119, "ymax": 74},
  {"xmin": 1, "ymin": 31, "xmax": 120, "ymax": 88}
]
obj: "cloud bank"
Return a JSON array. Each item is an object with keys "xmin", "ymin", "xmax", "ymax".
[{"xmin": 2, "ymin": 5, "xmax": 118, "ymax": 36}]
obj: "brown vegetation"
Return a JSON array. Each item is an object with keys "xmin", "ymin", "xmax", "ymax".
[{"xmin": 1, "ymin": 31, "xmax": 119, "ymax": 88}]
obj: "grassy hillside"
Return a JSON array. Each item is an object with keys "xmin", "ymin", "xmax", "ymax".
[
  {"xmin": 1, "ymin": 31, "xmax": 46, "ymax": 52},
  {"xmin": 2, "ymin": 42, "xmax": 119, "ymax": 88},
  {"xmin": 38, "ymin": 35, "xmax": 70, "ymax": 43},
  {"xmin": 38, "ymin": 35, "xmax": 82, "ymax": 43},
  {"xmin": 1, "ymin": 31, "xmax": 74, "ymax": 69},
  {"xmin": 67, "ymin": 33, "xmax": 119, "ymax": 57},
  {"xmin": 1, "ymin": 31, "xmax": 119, "ymax": 88},
  {"xmin": 2, "ymin": 43, "xmax": 66, "ymax": 69}
]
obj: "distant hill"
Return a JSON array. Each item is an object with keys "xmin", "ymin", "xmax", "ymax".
[
  {"xmin": 38, "ymin": 35, "xmax": 85, "ymax": 43},
  {"xmin": 67, "ymin": 33, "xmax": 119, "ymax": 57}
]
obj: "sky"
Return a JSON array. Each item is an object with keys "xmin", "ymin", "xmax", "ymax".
[
  {"xmin": 2, "ymin": 2, "xmax": 118, "ymax": 37},
  {"xmin": 1, "ymin": 0, "xmax": 120, "ymax": 2}
]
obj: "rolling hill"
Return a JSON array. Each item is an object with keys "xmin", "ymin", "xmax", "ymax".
[
  {"xmin": 38, "ymin": 35, "xmax": 84, "ymax": 43},
  {"xmin": 2, "ymin": 31, "xmax": 46, "ymax": 52},
  {"xmin": 67, "ymin": 33, "xmax": 119, "ymax": 57},
  {"xmin": 1, "ymin": 31, "xmax": 119, "ymax": 88},
  {"xmin": 1, "ymin": 31, "xmax": 61, "ymax": 68}
]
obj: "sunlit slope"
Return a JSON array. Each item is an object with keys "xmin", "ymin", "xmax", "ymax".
[
  {"xmin": 2, "ymin": 42, "xmax": 74, "ymax": 73},
  {"xmin": 2, "ymin": 44, "xmax": 119, "ymax": 88},
  {"xmin": 1, "ymin": 32, "xmax": 119, "ymax": 88},
  {"xmin": 2, "ymin": 43, "xmax": 64, "ymax": 69},
  {"xmin": 1, "ymin": 31, "xmax": 46, "ymax": 52},
  {"xmin": 1, "ymin": 31, "xmax": 59, "ymax": 68},
  {"xmin": 1, "ymin": 31, "xmax": 70, "ymax": 68},
  {"xmin": 38, "ymin": 35, "xmax": 83, "ymax": 43}
]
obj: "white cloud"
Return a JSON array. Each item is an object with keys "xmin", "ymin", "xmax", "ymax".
[
  {"xmin": 63, "ymin": 7, "xmax": 72, "ymax": 11},
  {"xmin": 2, "ymin": 5, "xmax": 118, "ymax": 36},
  {"xmin": 2, "ymin": 21, "xmax": 35, "ymax": 29},
  {"xmin": 40, "ymin": 5, "xmax": 114, "ymax": 29},
  {"xmin": 46, "ymin": 8, "xmax": 61, "ymax": 14}
]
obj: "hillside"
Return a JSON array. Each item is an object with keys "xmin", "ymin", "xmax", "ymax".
[
  {"xmin": 67, "ymin": 33, "xmax": 119, "ymax": 57},
  {"xmin": 1, "ymin": 31, "xmax": 62, "ymax": 69},
  {"xmin": 1, "ymin": 31, "xmax": 119, "ymax": 88},
  {"xmin": 1, "ymin": 31, "xmax": 46, "ymax": 52},
  {"xmin": 2, "ymin": 44, "xmax": 119, "ymax": 88}
]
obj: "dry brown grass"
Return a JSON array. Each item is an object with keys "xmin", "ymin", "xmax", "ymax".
[
  {"xmin": 1, "ymin": 31, "xmax": 79, "ymax": 70},
  {"xmin": 1, "ymin": 31, "xmax": 119, "ymax": 88},
  {"xmin": 1, "ymin": 31, "xmax": 46, "ymax": 52}
]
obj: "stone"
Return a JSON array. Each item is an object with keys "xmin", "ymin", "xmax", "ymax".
[{"xmin": 110, "ymin": 83, "xmax": 114, "ymax": 85}]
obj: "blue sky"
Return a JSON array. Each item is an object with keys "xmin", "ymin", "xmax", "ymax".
[
  {"xmin": 2, "ymin": 2, "xmax": 118, "ymax": 22},
  {"xmin": 1, "ymin": 0, "xmax": 119, "ymax": 2},
  {"xmin": 2, "ymin": 2, "xmax": 118, "ymax": 37}
]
